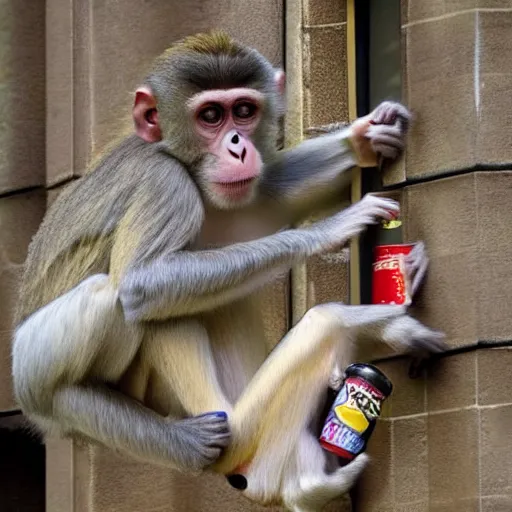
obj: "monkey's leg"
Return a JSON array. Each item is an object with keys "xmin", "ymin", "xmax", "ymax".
[
  {"xmin": 12, "ymin": 275, "xmax": 230, "ymax": 472},
  {"xmin": 218, "ymin": 303, "xmax": 444, "ymax": 474},
  {"xmin": 212, "ymin": 303, "xmax": 408, "ymax": 475},
  {"xmin": 142, "ymin": 319, "xmax": 234, "ymax": 416},
  {"xmin": 137, "ymin": 309, "xmax": 351, "ymax": 500},
  {"xmin": 139, "ymin": 307, "xmax": 352, "ymax": 478},
  {"xmin": 280, "ymin": 312, "xmax": 445, "ymax": 511},
  {"xmin": 223, "ymin": 304, "xmax": 443, "ymax": 510}
]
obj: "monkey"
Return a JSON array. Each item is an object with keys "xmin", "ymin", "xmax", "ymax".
[{"xmin": 11, "ymin": 32, "xmax": 445, "ymax": 511}]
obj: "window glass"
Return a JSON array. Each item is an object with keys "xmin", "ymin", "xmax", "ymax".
[{"xmin": 368, "ymin": 0, "xmax": 402, "ymax": 109}]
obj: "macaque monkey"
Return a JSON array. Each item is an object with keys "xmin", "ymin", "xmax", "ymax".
[{"xmin": 12, "ymin": 32, "xmax": 444, "ymax": 511}]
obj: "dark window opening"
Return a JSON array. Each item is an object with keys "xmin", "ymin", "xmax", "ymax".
[
  {"xmin": 0, "ymin": 413, "xmax": 46, "ymax": 512},
  {"xmin": 354, "ymin": 0, "xmax": 402, "ymax": 304}
]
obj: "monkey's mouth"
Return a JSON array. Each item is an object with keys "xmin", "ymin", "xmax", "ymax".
[{"xmin": 213, "ymin": 178, "xmax": 256, "ymax": 198}]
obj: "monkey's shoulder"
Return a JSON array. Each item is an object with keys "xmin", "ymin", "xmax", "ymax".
[
  {"xmin": 16, "ymin": 177, "xmax": 121, "ymax": 322},
  {"xmin": 17, "ymin": 139, "xmax": 201, "ymax": 319},
  {"xmin": 28, "ymin": 137, "xmax": 182, "ymax": 260},
  {"xmin": 30, "ymin": 172, "xmax": 128, "ymax": 255},
  {"xmin": 17, "ymin": 143, "xmax": 146, "ymax": 312}
]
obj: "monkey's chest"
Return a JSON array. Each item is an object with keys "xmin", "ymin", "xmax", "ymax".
[{"xmin": 195, "ymin": 209, "xmax": 277, "ymax": 248}]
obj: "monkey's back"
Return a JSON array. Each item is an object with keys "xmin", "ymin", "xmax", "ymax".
[
  {"xmin": 14, "ymin": 136, "xmax": 149, "ymax": 325},
  {"xmin": 15, "ymin": 184, "xmax": 115, "ymax": 325}
]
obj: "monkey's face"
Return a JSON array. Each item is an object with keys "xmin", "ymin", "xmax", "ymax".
[
  {"xmin": 132, "ymin": 33, "xmax": 286, "ymax": 210},
  {"xmin": 186, "ymin": 88, "xmax": 265, "ymax": 209},
  {"xmin": 134, "ymin": 81, "xmax": 281, "ymax": 211}
]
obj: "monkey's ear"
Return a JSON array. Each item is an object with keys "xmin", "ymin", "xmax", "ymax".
[
  {"xmin": 133, "ymin": 86, "xmax": 163, "ymax": 143},
  {"xmin": 273, "ymin": 70, "xmax": 286, "ymax": 116},
  {"xmin": 274, "ymin": 70, "xmax": 286, "ymax": 95}
]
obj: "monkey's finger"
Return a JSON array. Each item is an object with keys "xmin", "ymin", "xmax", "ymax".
[
  {"xmin": 386, "ymin": 109, "xmax": 412, "ymax": 127},
  {"xmin": 404, "ymin": 241, "xmax": 426, "ymax": 263},
  {"xmin": 365, "ymin": 198, "xmax": 401, "ymax": 219},
  {"xmin": 370, "ymin": 207, "xmax": 401, "ymax": 221},
  {"xmin": 371, "ymin": 139, "xmax": 405, "ymax": 159},
  {"xmin": 372, "ymin": 111, "xmax": 384, "ymax": 125},
  {"xmin": 363, "ymin": 194, "xmax": 400, "ymax": 210},
  {"xmin": 380, "ymin": 106, "xmax": 399, "ymax": 125},
  {"xmin": 407, "ymin": 258, "xmax": 429, "ymax": 298},
  {"xmin": 209, "ymin": 433, "xmax": 232, "ymax": 449},
  {"xmin": 366, "ymin": 126, "xmax": 405, "ymax": 148},
  {"xmin": 328, "ymin": 364, "xmax": 345, "ymax": 391},
  {"xmin": 365, "ymin": 194, "xmax": 401, "ymax": 211},
  {"xmin": 366, "ymin": 124, "xmax": 405, "ymax": 142},
  {"xmin": 411, "ymin": 266, "xmax": 428, "ymax": 298},
  {"xmin": 196, "ymin": 411, "xmax": 229, "ymax": 419},
  {"xmin": 356, "ymin": 200, "xmax": 401, "ymax": 223},
  {"xmin": 205, "ymin": 421, "xmax": 232, "ymax": 434},
  {"xmin": 372, "ymin": 103, "xmax": 412, "ymax": 129},
  {"xmin": 181, "ymin": 412, "xmax": 231, "ymax": 436},
  {"xmin": 194, "ymin": 412, "xmax": 232, "ymax": 432},
  {"xmin": 412, "ymin": 330, "xmax": 447, "ymax": 354},
  {"xmin": 200, "ymin": 428, "xmax": 231, "ymax": 450},
  {"xmin": 371, "ymin": 101, "xmax": 397, "ymax": 124},
  {"xmin": 355, "ymin": 207, "xmax": 401, "ymax": 229},
  {"xmin": 372, "ymin": 107, "xmax": 394, "ymax": 125},
  {"xmin": 404, "ymin": 242, "xmax": 429, "ymax": 296},
  {"xmin": 383, "ymin": 104, "xmax": 412, "ymax": 125},
  {"xmin": 395, "ymin": 114, "xmax": 411, "ymax": 133}
]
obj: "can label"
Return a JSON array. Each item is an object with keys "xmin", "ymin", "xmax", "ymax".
[
  {"xmin": 319, "ymin": 376, "xmax": 385, "ymax": 459},
  {"xmin": 372, "ymin": 243, "xmax": 415, "ymax": 305}
]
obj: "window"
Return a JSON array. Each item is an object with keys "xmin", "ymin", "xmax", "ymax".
[
  {"xmin": 353, "ymin": 0, "xmax": 402, "ymax": 303},
  {"xmin": 355, "ymin": 0, "xmax": 402, "ymax": 114}
]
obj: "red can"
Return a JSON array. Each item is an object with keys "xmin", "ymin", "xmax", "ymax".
[{"xmin": 372, "ymin": 243, "xmax": 415, "ymax": 306}]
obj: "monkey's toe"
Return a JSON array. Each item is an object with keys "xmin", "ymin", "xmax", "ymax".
[{"xmin": 175, "ymin": 412, "xmax": 232, "ymax": 470}]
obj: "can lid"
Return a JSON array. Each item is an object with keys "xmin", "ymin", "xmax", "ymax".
[
  {"xmin": 375, "ymin": 218, "xmax": 403, "ymax": 246},
  {"xmin": 345, "ymin": 363, "xmax": 393, "ymax": 396}
]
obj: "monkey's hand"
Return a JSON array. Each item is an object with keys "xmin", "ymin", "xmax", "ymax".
[
  {"xmin": 317, "ymin": 194, "xmax": 400, "ymax": 251},
  {"xmin": 119, "ymin": 194, "xmax": 399, "ymax": 321},
  {"xmin": 382, "ymin": 314, "xmax": 446, "ymax": 358},
  {"xmin": 404, "ymin": 241, "xmax": 429, "ymax": 299},
  {"xmin": 171, "ymin": 412, "xmax": 232, "ymax": 472},
  {"xmin": 349, "ymin": 101, "xmax": 412, "ymax": 167}
]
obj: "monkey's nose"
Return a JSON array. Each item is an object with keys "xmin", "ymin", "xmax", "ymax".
[{"xmin": 224, "ymin": 130, "xmax": 247, "ymax": 163}]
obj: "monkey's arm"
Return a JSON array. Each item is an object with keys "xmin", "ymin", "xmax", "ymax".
[
  {"xmin": 118, "ymin": 194, "xmax": 399, "ymax": 321},
  {"xmin": 260, "ymin": 101, "xmax": 410, "ymax": 223},
  {"xmin": 260, "ymin": 126, "xmax": 357, "ymax": 220}
]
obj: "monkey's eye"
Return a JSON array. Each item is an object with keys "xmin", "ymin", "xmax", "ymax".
[
  {"xmin": 198, "ymin": 105, "xmax": 223, "ymax": 125},
  {"xmin": 233, "ymin": 102, "xmax": 257, "ymax": 120}
]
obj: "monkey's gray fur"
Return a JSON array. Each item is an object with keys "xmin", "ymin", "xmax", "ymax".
[{"xmin": 12, "ymin": 32, "xmax": 444, "ymax": 511}]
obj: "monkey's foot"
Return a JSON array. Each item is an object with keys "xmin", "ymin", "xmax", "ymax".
[
  {"xmin": 172, "ymin": 412, "xmax": 231, "ymax": 472},
  {"xmin": 383, "ymin": 316, "xmax": 446, "ymax": 356},
  {"xmin": 287, "ymin": 453, "xmax": 370, "ymax": 512}
]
